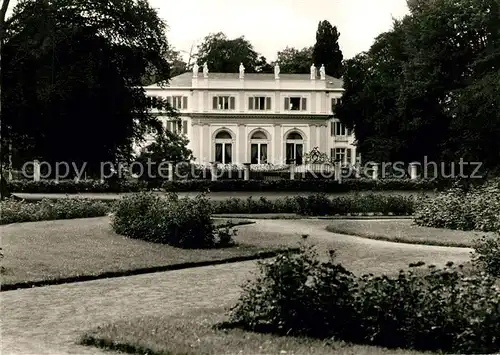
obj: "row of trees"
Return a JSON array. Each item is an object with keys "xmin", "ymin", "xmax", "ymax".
[
  {"xmin": 192, "ymin": 20, "xmax": 343, "ymax": 77},
  {"xmin": 337, "ymin": 0, "xmax": 500, "ymax": 174}
]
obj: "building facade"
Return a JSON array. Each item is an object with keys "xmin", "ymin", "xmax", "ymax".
[{"xmin": 143, "ymin": 63, "xmax": 356, "ymax": 166}]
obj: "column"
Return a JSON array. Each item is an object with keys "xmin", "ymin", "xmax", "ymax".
[
  {"xmin": 243, "ymin": 163, "xmax": 251, "ymax": 181},
  {"xmin": 33, "ymin": 160, "xmax": 41, "ymax": 182},
  {"xmin": 202, "ymin": 124, "xmax": 210, "ymax": 162},
  {"xmin": 210, "ymin": 162, "xmax": 218, "ymax": 181},
  {"xmin": 290, "ymin": 161, "xmax": 295, "ymax": 180},
  {"xmin": 238, "ymin": 124, "xmax": 246, "ymax": 164},
  {"xmin": 410, "ymin": 163, "xmax": 418, "ymax": 180},
  {"xmin": 372, "ymin": 163, "xmax": 379, "ymax": 180},
  {"xmin": 274, "ymin": 124, "xmax": 281, "ymax": 164}
]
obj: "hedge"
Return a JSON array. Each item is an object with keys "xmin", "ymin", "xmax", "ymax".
[{"xmin": 9, "ymin": 178, "xmax": 448, "ymax": 193}]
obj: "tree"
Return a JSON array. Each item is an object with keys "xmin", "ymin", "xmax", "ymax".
[
  {"xmin": 255, "ymin": 55, "xmax": 273, "ymax": 73},
  {"xmin": 337, "ymin": 0, "xmax": 500, "ymax": 173},
  {"xmin": 276, "ymin": 46, "xmax": 313, "ymax": 74},
  {"xmin": 0, "ymin": 0, "xmax": 11, "ymax": 199},
  {"xmin": 2, "ymin": 0, "xmax": 173, "ymax": 177},
  {"xmin": 312, "ymin": 20, "xmax": 343, "ymax": 78},
  {"xmin": 195, "ymin": 32, "xmax": 259, "ymax": 73}
]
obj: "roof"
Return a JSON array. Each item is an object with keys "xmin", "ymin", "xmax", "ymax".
[{"xmin": 157, "ymin": 72, "xmax": 343, "ymax": 89}]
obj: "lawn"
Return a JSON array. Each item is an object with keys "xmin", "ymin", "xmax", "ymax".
[
  {"xmin": 0, "ymin": 216, "xmax": 286, "ymax": 287},
  {"xmin": 325, "ymin": 219, "xmax": 495, "ymax": 247},
  {"xmin": 80, "ymin": 307, "xmax": 432, "ymax": 355}
]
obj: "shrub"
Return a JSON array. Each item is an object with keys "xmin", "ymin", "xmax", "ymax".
[
  {"xmin": 0, "ymin": 198, "xmax": 110, "ymax": 225},
  {"xmin": 111, "ymin": 192, "xmax": 234, "ymax": 248},
  {"xmin": 414, "ymin": 179, "xmax": 500, "ymax": 232},
  {"xmin": 229, "ymin": 245, "xmax": 500, "ymax": 354},
  {"xmin": 472, "ymin": 233, "xmax": 500, "ymax": 277},
  {"xmin": 10, "ymin": 177, "xmax": 446, "ymax": 193},
  {"xmin": 212, "ymin": 194, "xmax": 415, "ymax": 216}
]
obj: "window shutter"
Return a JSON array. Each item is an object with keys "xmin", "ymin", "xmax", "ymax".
[
  {"xmin": 266, "ymin": 97, "xmax": 271, "ymax": 110},
  {"xmin": 166, "ymin": 96, "xmax": 172, "ymax": 106},
  {"xmin": 182, "ymin": 120, "xmax": 188, "ymax": 134},
  {"xmin": 230, "ymin": 96, "xmax": 235, "ymax": 109},
  {"xmin": 330, "ymin": 121, "xmax": 335, "ymax": 136},
  {"xmin": 166, "ymin": 121, "xmax": 172, "ymax": 132},
  {"xmin": 301, "ymin": 98, "xmax": 307, "ymax": 110},
  {"xmin": 347, "ymin": 149, "xmax": 352, "ymax": 164},
  {"xmin": 284, "ymin": 97, "xmax": 290, "ymax": 110},
  {"xmin": 213, "ymin": 97, "xmax": 218, "ymax": 109},
  {"xmin": 183, "ymin": 96, "xmax": 188, "ymax": 109},
  {"xmin": 248, "ymin": 97, "xmax": 254, "ymax": 110},
  {"xmin": 330, "ymin": 148, "xmax": 335, "ymax": 159}
]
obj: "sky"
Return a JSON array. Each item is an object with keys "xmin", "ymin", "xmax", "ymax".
[
  {"xmin": 149, "ymin": 0, "xmax": 410, "ymax": 61},
  {"xmin": 5, "ymin": 0, "xmax": 410, "ymax": 61}
]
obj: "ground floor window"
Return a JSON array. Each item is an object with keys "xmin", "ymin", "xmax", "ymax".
[
  {"xmin": 331, "ymin": 148, "xmax": 352, "ymax": 165},
  {"xmin": 251, "ymin": 143, "xmax": 267, "ymax": 164},
  {"xmin": 215, "ymin": 143, "xmax": 232, "ymax": 164},
  {"xmin": 214, "ymin": 130, "xmax": 233, "ymax": 164},
  {"xmin": 285, "ymin": 131, "xmax": 304, "ymax": 165}
]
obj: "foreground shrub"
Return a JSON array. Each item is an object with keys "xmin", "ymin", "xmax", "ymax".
[
  {"xmin": 414, "ymin": 179, "xmax": 500, "ymax": 232},
  {"xmin": 111, "ymin": 192, "xmax": 234, "ymax": 248},
  {"xmin": 0, "ymin": 198, "xmax": 110, "ymax": 225},
  {"xmin": 229, "ymin": 245, "xmax": 500, "ymax": 354},
  {"xmin": 472, "ymin": 233, "xmax": 500, "ymax": 277}
]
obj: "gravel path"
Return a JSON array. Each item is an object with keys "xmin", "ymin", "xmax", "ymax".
[{"xmin": 1, "ymin": 218, "xmax": 471, "ymax": 355}]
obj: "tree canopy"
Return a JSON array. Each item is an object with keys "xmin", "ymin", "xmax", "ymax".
[
  {"xmin": 2, "ymin": 0, "xmax": 177, "ymax": 175},
  {"xmin": 312, "ymin": 20, "xmax": 343, "ymax": 77},
  {"xmin": 336, "ymin": 0, "xmax": 500, "ymax": 173},
  {"xmin": 195, "ymin": 32, "xmax": 260, "ymax": 73},
  {"xmin": 276, "ymin": 46, "xmax": 313, "ymax": 74}
]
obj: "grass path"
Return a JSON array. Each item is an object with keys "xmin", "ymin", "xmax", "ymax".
[{"xmin": 1, "ymin": 219, "xmax": 471, "ymax": 355}]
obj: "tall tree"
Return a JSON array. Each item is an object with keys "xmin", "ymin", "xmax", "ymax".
[
  {"xmin": 312, "ymin": 20, "xmax": 343, "ymax": 78},
  {"xmin": 195, "ymin": 32, "xmax": 259, "ymax": 73},
  {"xmin": 0, "ymin": 0, "xmax": 11, "ymax": 199},
  {"xmin": 2, "ymin": 0, "xmax": 174, "ymax": 176},
  {"xmin": 337, "ymin": 0, "xmax": 500, "ymax": 173},
  {"xmin": 276, "ymin": 46, "xmax": 312, "ymax": 74}
]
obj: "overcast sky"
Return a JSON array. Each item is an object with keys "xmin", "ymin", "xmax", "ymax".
[
  {"xmin": 150, "ymin": 0, "xmax": 410, "ymax": 60},
  {"xmin": 6, "ymin": 0, "xmax": 410, "ymax": 61}
]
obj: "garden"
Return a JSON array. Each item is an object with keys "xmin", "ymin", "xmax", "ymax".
[{"xmin": 1, "ymin": 178, "xmax": 499, "ymax": 354}]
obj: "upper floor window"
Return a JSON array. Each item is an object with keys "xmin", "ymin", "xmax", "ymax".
[
  {"xmin": 166, "ymin": 119, "xmax": 188, "ymax": 135},
  {"xmin": 248, "ymin": 96, "xmax": 272, "ymax": 111},
  {"xmin": 285, "ymin": 97, "xmax": 307, "ymax": 111},
  {"xmin": 167, "ymin": 96, "xmax": 188, "ymax": 110},
  {"xmin": 331, "ymin": 120, "xmax": 352, "ymax": 137},
  {"xmin": 331, "ymin": 98, "xmax": 341, "ymax": 114},
  {"xmin": 213, "ymin": 96, "xmax": 236, "ymax": 110}
]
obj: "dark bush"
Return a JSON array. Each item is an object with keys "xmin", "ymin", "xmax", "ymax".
[
  {"xmin": 228, "ymin": 245, "xmax": 500, "ymax": 354},
  {"xmin": 472, "ymin": 233, "xmax": 500, "ymax": 278},
  {"xmin": 111, "ymin": 192, "xmax": 234, "ymax": 248},
  {"xmin": 414, "ymin": 179, "xmax": 500, "ymax": 232},
  {"xmin": 212, "ymin": 194, "xmax": 415, "ymax": 216},
  {"xmin": 0, "ymin": 198, "xmax": 110, "ymax": 225}
]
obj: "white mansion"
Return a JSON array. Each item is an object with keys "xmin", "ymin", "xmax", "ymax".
[{"xmin": 143, "ymin": 62, "xmax": 356, "ymax": 166}]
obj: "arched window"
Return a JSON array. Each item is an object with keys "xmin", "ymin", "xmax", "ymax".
[
  {"xmin": 250, "ymin": 131, "xmax": 268, "ymax": 164},
  {"xmin": 285, "ymin": 131, "xmax": 304, "ymax": 165},
  {"xmin": 214, "ymin": 130, "xmax": 233, "ymax": 164}
]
